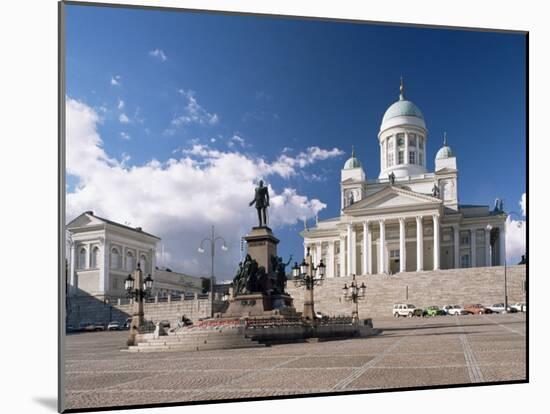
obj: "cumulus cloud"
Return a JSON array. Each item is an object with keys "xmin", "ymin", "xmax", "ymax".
[
  {"xmin": 119, "ymin": 132, "xmax": 130, "ymax": 140},
  {"xmin": 505, "ymin": 192, "xmax": 526, "ymax": 263},
  {"xmin": 110, "ymin": 75, "xmax": 121, "ymax": 86},
  {"xmin": 66, "ymin": 98, "xmax": 332, "ymax": 279},
  {"xmin": 149, "ymin": 48, "xmax": 167, "ymax": 61},
  {"xmin": 170, "ymin": 89, "xmax": 219, "ymax": 128},
  {"xmin": 265, "ymin": 146, "xmax": 345, "ymax": 179},
  {"xmin": 117, "ymin": 99, "xmax": 125, "ymax": 110},
  {"xmin": 228, "ymin": 134, "xmax": 246, "ymax": 148},
  {"xmin": 119, "ymin": 113, "xmax": 130, "ymax": 124}
]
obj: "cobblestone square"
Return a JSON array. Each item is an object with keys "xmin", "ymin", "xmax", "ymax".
[{"xmin": 64, "ymin": 313, "xmax": 527, "ymax": 410}]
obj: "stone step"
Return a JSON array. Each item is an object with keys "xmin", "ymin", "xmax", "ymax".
[
  {"xmin": 137, "ymin": 337, "xmax": 257, "ymax": 347},
  {"xmin": 128, "ymin": 341, "xmax": 265, "ymax": 353}
]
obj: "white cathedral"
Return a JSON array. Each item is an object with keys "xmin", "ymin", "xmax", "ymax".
[{"xmin": 302, "ymin": 81, "xmax": 507, "ymax": 277}]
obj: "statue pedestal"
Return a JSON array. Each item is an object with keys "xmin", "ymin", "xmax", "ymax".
[
  {"xmin": 244, "ymin": 226, "xmax": 279, "ymax": 274},
  {"xmin": 223, "ymin": 293, "xmax": 295, "ymax": 318}
]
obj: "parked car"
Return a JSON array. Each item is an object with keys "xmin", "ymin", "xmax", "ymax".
[
  {"xmin": 511, "ymin": 302, "xmax": 527, "ymax": 312},
  {"xmin": 93, "ymin": 322, "xmax": 105, "ymax": 331},
  {"xmin": 464, "ymin": 304, "xmax": 492, "ymax": 314},
  {"xmin": 487, "ymin": 303, "xmax": 518, "ymax": 314},
  {"xmin": 159, "ymin": 320, "xmax": 171, "ymax": 328},
  {"xmin": 79, "ymin": 321, "xmax": 94, "ymax": 332},
  {"xmin": 107, "ymin": 321, "xmax": 121, "ymax": 331},
  {"xmin": 423, "ymin": 306, "xmax": 445, "ymax": 317},
  {"xmin": 393, "ymin": 304, "xmax": 419, "ymax": 317},
  {"xmin": 441, "ymin": 305, "xmax": 469, "ymax": 315},
  {"xmin": 314, "ymin": 311, "xmax": 329, "ymax": 321}
]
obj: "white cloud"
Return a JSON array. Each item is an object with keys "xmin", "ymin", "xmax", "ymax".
[
  {"xmin": 170, "ymin": 89, "xmax": 219, "ymax": 128},
  {"xmin": 228, "ymin": 134, "xmax": 246, "ymax": 148},
  {"xmin": 149, "ymin": 48, "xmax": 167, "ymax": 61},
  {"xmin": 505, "ymin": 192, "xmax": 526, "ymax": 263},
  {"xmin": 110, "ymin": 75, "xmax": 121, "ymax": 86},
  {"xmin": 117, "ymin": 99, "xmax": 125, "ymax": 110},
  {"xmin": 265, "ymin": 146, "xmax": 345, "ymax": 179},
  {"xmin": 119, "ymin": 113, "xmax": 130, "ymax": 124},
  {"xmin": 66, "ymin": 99, "xmax": 331, "ymax": 279},
  {"xmin": 119, "ymin": 132, "xmax": 130, "ymax": 140}
]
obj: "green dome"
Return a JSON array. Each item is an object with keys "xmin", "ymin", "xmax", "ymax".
[
  {"xmin": 344, "ymin": 156, "xmax": 362, "ymax": 170},
  {"xmin": 382, "ymin": 99, "xmax": 424, "ymax": 124},
  {"xmin": 343, "ymin": 146, "xmax": 362, "ymax": 170},
  {"xmin": 435, "ymin": 146, "xmax": 453, "ymax": 160},
  {"xmin": 435, "ymin": 133, "xmax": 454, "ymax": 160}
]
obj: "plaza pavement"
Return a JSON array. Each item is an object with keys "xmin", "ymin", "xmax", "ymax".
[{"xmin": 64, "ymin": 313, "xmax": 526, "ymax": 410}]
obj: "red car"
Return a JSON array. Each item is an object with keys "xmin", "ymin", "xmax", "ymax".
[{"xmin": 464, "ymin": 304, "xmax": 492, "ymax": 315}]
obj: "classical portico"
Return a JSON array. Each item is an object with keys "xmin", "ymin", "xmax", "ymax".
[{"xmin": 301, "ymin": 80, "xmax": 507, "ymax": 276}]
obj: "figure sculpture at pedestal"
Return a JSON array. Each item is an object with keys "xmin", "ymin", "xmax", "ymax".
[{"xmin": 249, "ymin": 180, "xmax": 270, "ymax": 227}]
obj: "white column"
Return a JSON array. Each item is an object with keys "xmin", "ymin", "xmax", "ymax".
[
  {"xmin": 471, "ymin": 228, "xmax": 477, "ymax": 268},
  {"xmin": 328, "ymin": 241, "xmax": 335, "ymax": 278},
  {"xmin": 339, "ymin": 236, "xmax": 346, "ymax": 277},
  {"xmin": 416, "ymin": 216, "xmax": 424, "ymax": 271},
  {"xmin": 399, "ymin": 217, "xmax": 406, "ymax": 273},
  {"xmin": 303, "ymin": 242, "xmax": 308, "ymax": 260},
  {"xmin": 367, "ymin": 225, "xmax": 373, "ymax": 274},
  {"xmin": 485, "ymin": 227, "xmax": 492, "ymax": 267},
  {"xmin": 453, "ymin": 225, "xmax": 460, "ymax": 269},
  {"xmin": 69, "ymin": 242, "xmax": 76, "ymax": 292},
  {"xmin": 346, "ymin": 223, "xmax": 353, "ymax": 275},
  {"xmin": 378, "ymin": 219, "xmax": 386, "ymax": 274},
  {"xmin": 351, "ymin": 226, "xmax": 357, "ymax": 275},
  {"xmin": 404, "ymin": 134, "xmax": 409, "ymax": 165},
  {"xmin": 433, "ymin": 215, "xmax": 440, "ymax": 270},
  {"xmin": 99, "ymin": 239, "xmax": 108, "ymax": 294},
  {"xmin": 85, "ymin": 243, "xmax": 91, "ymax": 269},
  {"xmin": 151, "ymin": 248, "xmax": 157, "ymax": 279},
  {"xmin": 499, "ymin": 225, "xmax": 506, "ymax": 265},
  {"xmin": 362, "ymin": 221, "xmax": 368, "ymax": 275}
]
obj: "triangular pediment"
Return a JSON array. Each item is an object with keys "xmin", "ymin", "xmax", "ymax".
[
  {"xmin": 67, "ymin": 212, "xmax": 105, "ymax": 229},
  {"xmin": 435, "ymin": 167, "xmax": 457, "ymax": 174},
  {"xmin": 344, "ymin": 185, "xmax": 441, "ymax": 213}
]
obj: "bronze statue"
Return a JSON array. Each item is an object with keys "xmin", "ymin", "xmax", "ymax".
[
  {"xmin": 388, "ymin": 172, "xmax": 395, "ymax": 186},
  {"xmin": 249, "ymin": 180, "xmax": 270, "ymax": 227},
  {"xmin": 270, "ymin": 254, "xmax": 292, "ymax": 295}
]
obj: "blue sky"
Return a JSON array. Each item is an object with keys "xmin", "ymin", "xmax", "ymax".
[{"xmin": 65, "ymin": 4, "xmax": 526, "ymax": 278}]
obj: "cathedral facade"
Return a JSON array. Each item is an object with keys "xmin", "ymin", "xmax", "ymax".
[{"xmin": 301, "ymin": 82, "xmax": 507, "ymax": 276}]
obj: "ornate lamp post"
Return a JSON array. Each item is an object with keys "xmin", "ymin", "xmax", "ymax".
[
  {"xmin": 198, "ymin": 225, "xmax": 228, "ymax": 317},
  {"xmin": 125, "ymin": 262, "xmax": 153, "ymax": 346},
  {"xmin": 292, "ymin": 247, "xmax": 326, "ymax": 321},
  {"xmin": 342, "ymin": 274, "xmax": 367, "ymax": 324}
]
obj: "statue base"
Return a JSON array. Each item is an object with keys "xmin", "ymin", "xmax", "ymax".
[
  {"xmin": 222, "ymin": 293, "xmax": 295, "ymax": 318},
  {"xmin": 243, "ymin": 227, "xmax": 279, "ymax": 274}
]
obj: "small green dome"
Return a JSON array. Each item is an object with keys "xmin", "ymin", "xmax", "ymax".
[
  {"xmin": 344, "ymin": 156, "xmax": 362, "ymax": 169},
  {"xmin": 435, "ymin": 146, "xmax": 453, "ymax": 160},
  {"xmin": 435, "ymin": 133, "xmax": 454, "ymax": 160},
  {"xmin": 343, "ymin": 146, "xmax": 362, "ymax": 170}
]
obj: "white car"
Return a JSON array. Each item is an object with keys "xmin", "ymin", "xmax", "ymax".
[
  {"xmin": 511, "ymin": 302, "xmax": 527, "ymax": 312},
  {"xmin": 441, "ymin": 305, "xmax": 468, "ymax": 315},
  {"xmin": 393, "ymin": 304, "xmax": 419, "ymax": 317},
  {"xmin": 487, "ymin": 303, "xmax": 518, "ymax": 314},
  {"xmin": 107, "ymin": 321, "xmax": 121, "ymax": 331}
]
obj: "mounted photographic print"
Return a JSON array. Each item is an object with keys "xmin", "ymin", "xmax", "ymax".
[{"xmin": 59, "ymin": 1, "xmax": 528, "ymax": 412}]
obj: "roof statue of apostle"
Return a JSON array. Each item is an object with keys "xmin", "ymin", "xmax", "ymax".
[{"xmin": 249, "ymin": 180, "xmax": 270, "ymax": 227}]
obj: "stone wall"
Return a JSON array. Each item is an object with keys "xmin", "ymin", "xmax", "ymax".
[
  {"xmin": 67, "ymin": 294, "xmax": 226, "ymax": 327},
  {"xmin": 286, "ymin": 265, "xmax": 526, "ymax": 318}
]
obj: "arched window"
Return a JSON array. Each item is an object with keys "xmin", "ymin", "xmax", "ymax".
[
  {"xmin": 110, "ymin": 247, "xmax": 120, "ymax": 269},
  {"xmin": 78, "ymin": 247, "xmax": 87, "ymax": 269},
  {"xmin": 91, "ymin": 246, "xmax": 100, "ymax": 268},
  {"xmin": 126, "ymin": 251, "xmax": 135, "ymax": 271},
  {"xmin": 139, "ymin": 254, "xmax": 148, "ymax": 273}
]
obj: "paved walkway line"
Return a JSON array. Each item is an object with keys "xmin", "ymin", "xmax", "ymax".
[
  {"xmin": 455, "ymin": 318, "xmax": 484, "ymax": 383},
  {"xmin": 330, "ymin": 336, "xmax": 406, "ymax": 391},
  {"xmin": 482, "ymin": 315, "xmax": 525, "ymax": 337}
]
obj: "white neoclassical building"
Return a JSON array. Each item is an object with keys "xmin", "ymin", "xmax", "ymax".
[
  {"xmin": 66, "ymin": 211, "xmax": 206, "ymax": 299},
  {"xmin": 302, "ymin": 81, "xmax": 507, "ymax": 276}
]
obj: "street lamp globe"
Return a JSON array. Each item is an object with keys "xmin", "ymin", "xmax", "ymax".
[
  {"xmin": 198, "ymin": 247, "xmax": 205, "ymax": 254},
  {"xmin": 360, "ymin": 282, "xmax": 367, "ymax": 295},
  {"xmin": 342, "ymin": 283, "xmax": 349, "ymax": 297},
  {"xmin": 317, "ymin": 260, "xmax": 326, "ymax": 278},
  {"xmin": 143, "ymin": 274, "xmax": 153, "ymax": 291},
  {"xmin": 292, "ymin": 262, "xmax": 300, "ymax": 278},
  {"xmin": 221, "ymin": 244, "xmax": 228, "ymax": 251},
  {"xmin": 300, "ymin": 258, "xmax": 308, "ymax": 275},
  {"xmin": 125, "ymin": 274, "xmax": 134, "ymax": 292}
]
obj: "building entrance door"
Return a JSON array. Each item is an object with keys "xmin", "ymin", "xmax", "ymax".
[{"xmin": 389, "ymin": 248, "xmax": 400, "ymax": 275}]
